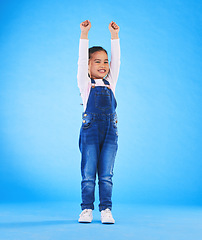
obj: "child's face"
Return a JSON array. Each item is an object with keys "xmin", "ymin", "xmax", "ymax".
[{"xmin": 88, "ymin": 51, "xmax": 109, "ymax": 79}]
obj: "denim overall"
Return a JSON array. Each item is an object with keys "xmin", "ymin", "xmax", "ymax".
[{"xmin": 79, "ymin": 78, "xmax": 118, "ymax": 211}]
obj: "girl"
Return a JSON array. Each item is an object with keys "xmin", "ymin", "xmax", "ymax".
[{"xmin": 77, "ymin": 20, "xmax": 120, "ymax": 224}]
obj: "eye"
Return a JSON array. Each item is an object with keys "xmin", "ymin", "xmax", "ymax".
[{"xmin": 95, "ymin": 61, "xmax": 100, "ymax": 63}]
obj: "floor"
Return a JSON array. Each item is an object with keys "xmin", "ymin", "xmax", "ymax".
[{"xmin": 0, "ymin": 202, "xmax": 201, "ymax": 240}]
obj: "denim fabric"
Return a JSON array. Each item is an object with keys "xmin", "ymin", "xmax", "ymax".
[{"xmin": 79, "ymin": 78, "xmax": 118, "ymax": 211}]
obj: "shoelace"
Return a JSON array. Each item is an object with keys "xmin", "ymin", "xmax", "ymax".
[
  {"xmin": 80, "ymin": 209, "xmax": 91, "ymax": 217},
  {"xmin": 102, "ymin": 209, "xmax": 113, "ymax": 219}
]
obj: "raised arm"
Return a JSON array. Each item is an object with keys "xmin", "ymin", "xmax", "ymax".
[
  {"xmin": 77, "ymin": 20, "xmax": 91, "ymax": 95},
  {"xmin": 80, "ymin": 20, "xmax": 91, "ymax": 39},
  {"xmin": 108, "ymin": 21, "xmax": 120, "ymax": 89}
]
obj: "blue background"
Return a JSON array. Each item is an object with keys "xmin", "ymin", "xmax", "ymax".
[{"xmin": 0, "ymin": 0, "xmax": 201, "ymax": 206}]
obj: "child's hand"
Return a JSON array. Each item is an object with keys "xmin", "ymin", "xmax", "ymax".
[
  {"xmin": 109, "ymin": 21, "xmax": 120, "ymax": 39},
  {"xmin": 80, "ymin": 20, "xmax": 91, "ymax": 33}
]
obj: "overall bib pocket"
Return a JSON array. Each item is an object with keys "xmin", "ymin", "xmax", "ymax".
[{"xmin": 95, "ymin": 90, "xmax": 112, "ymax": 111}]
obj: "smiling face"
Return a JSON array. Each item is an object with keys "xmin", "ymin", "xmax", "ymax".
[{"xmin": 88, "ymin": 51, "xmax": 109, "ymax": 79}]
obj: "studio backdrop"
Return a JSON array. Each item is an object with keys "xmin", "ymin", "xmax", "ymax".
[{"xmin": 0, "ymin": 0, "xmax": 201, "ymax": 206}]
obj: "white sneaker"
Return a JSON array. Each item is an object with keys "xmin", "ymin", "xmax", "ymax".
[
  {"xmin": 78, "ymin": 209, "xmax": 93, "ymax": 223},
  {"xmin": 101, "ymin": 208, "xmax": 115, "ymax": 224}
]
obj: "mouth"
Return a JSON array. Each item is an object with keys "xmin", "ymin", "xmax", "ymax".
[{"xmin": 98, "ymin": 69, "xmax": 106, "ymax": 73}]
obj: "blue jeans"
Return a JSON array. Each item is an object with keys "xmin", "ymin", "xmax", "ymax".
[{"xmin": 79, "ymin": 112, "xmax": 118, "ymax": 211}]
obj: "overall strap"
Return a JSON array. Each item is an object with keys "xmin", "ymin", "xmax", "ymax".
[
  {"xmin": 90, "ymin": 78, "xmax": 110, "ymax": 89},
  {"xmin": 103, "ymin": 79, "xmax": 110, "ymax": 89},
  {"xmin": 90, "ymin": 78, "xmax": 96, "ymax": 84},
  {"xmin": 102, "ymin": 79, "xmax": 110, "ymax": 86},
  {"xmin": 91, "ymin": 78, "xmax": 96, "ymax": 88}
]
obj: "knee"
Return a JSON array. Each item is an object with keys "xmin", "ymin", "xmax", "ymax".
[
  {"xmin": 81, "ymin": 178, "xmax": 96, "ymax": 190},
  {"xmin": 82, "ymin": 172, "xmax": 96, "ymax": 183},
  {"xmin": 98, "ymin": 175, "xmax": 113, "ymax": 185}
]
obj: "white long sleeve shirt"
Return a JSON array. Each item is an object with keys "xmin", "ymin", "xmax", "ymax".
[{"xmin": 77, "ymin": 38, "xmax": 120, "ymax": 111}]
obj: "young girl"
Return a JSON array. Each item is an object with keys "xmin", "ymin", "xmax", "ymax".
[{"xmin": 77, "ymin": 20, "xmax": 120, "ymax": 224}]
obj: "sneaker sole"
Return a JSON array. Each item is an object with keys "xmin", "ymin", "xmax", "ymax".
[
  {"xmin": 78, "ymin": 219, "xmax": 92, "ymax": 223},
  {"xmin": 101, "ymin": 220, "xmax": 115, "ymax": 224},
  {"xmin": 79, "ymin": 221, "xmax": 92, "ymax": 223}
]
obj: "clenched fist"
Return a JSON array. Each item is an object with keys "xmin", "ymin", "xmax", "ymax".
[
  {"xmin": 80, "ymin": 20, "xmax": 91, "ymax": 33},
  {"xmin": 109, "ymin": 21, "xmax": 120, "ymax": 39}
]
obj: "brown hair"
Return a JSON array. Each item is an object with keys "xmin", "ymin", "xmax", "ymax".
[{"xmin": 89, "ymin": 46, "xmax": 108, "ymax": 59}]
